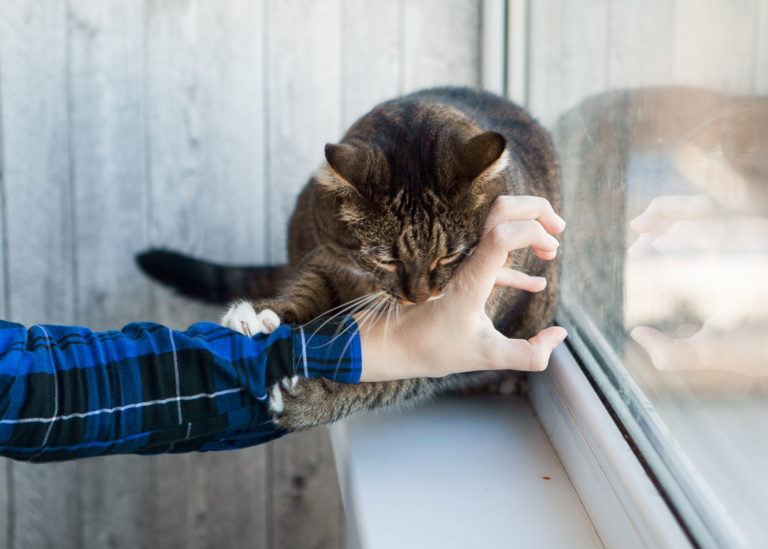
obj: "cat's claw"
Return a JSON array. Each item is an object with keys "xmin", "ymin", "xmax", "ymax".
[{"xmin": 222, "ymin": 302, "xmax": 281, "ymax": 336}]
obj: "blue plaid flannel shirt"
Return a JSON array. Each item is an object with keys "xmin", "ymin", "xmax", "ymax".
[{"xmin": 0, "ymin": 317, "xmax": 361, "ymax": 462}]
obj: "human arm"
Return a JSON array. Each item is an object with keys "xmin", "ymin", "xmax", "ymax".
[{"xmin": 0, "ymin": 318, "xmax": 360, "ymax": 462}]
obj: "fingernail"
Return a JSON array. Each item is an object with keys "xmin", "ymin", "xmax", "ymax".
[
  {"xmin": 555, "ymin": 330, "xmax": 567, "ymax": 346},
  {"xmin": 557, "ymin": 216, "xmax": 566, "ymax": 229},
  {"xmin": 548, "ymin": 235, "xmax": 560, "ymax": 248}
]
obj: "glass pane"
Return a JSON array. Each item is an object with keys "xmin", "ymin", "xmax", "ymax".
[{"xmin": 527, "ymin": 2, "xmax": 768, "ymax": 547}]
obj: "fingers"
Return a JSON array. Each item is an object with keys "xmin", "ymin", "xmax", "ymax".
[
  {"xmin": 483, "ymin": 196, "xmax": 566, "ymax": 236},
  {"xmin": 534, "ymin": 248, "xmax": 558, "ymax": 260},
  {"xmin": 495, "ymin": 269, "xmax": 547, "ymax": 292},
  {"xmin": 650, "ymin": 220, "xmax": 725, "ymax": 252},
  {"xmin": 630, "ymin": 326, "xmax": 700, "ymax": 371},
  {"xmin": 457, "ymin": 220, "xmax": 559, "ymax": 303},
  {"xmin": 483, "ymin": 326, "xmax": 567, "ymax": 371},
  {"xmin": 630, "ymin": 195, "xmax": 714, "ymax": 233},
  {"xmin": 526, "ymin": 327, "xmax": 568, "ymax": 371}
]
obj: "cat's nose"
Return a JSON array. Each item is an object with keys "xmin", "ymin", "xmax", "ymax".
[{"xmin": 403, "ymin": 278, "xmax": 431, "ymax": 304}]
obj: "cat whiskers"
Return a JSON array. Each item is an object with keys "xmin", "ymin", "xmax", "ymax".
[
  {"xmin": 381, "ymin": 301, "xmax": 395, "ymax": 379},
  {"xmin": 329, "ymin": 293, "xmax": 392, "ymax": 383},
  {"xmin": 359, "ymin": 246, "xmax": 390, "ymax": 258},
  {"xmin": 305, "ymin": 291, "xmax": 385, "ymax": 348}
]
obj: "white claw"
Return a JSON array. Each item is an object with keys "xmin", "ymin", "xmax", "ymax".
[
  {"xmin": 258, "ymin": 309, "xmax": 281, "ymax": 334},
  {"xmin": 222, "ymin": 302, "xmax": 282, "ymax": 336},
  {"xmin": 269, "ymin": 384, "xmax": 284, "ymax": 413}
]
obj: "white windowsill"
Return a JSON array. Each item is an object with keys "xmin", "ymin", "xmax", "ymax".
[
  {"xmin": 331, "ymin": 344, "xmax": 694, "ymax": 549},
  {"xmin": 528, "ymin": 345, "xmax": 693, "ymax": 549},
  {"xmin": 331, "ymin": 394, "xmax": 603, "ymax": 549}
]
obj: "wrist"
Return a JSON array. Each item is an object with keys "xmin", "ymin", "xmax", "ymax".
[{"xmin": 357, "ymin": 311, "xmax": 413, "ymax": 382}]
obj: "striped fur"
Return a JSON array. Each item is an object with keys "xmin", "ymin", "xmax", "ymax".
[
  {"xmin": 139, "ymin": 87, "xmax": 562, "ymax": 431},
  {"xmin": 258, "ymin": 87, "xmax": 562, "ymax": 431}
]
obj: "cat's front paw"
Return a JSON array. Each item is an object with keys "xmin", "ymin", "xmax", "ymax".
[
  {"xmin": 270, "ymin": 376, "xmax": 344, "ymax": 432},
  {"xmin": 222, "ymin": 301, "xmax": 281, "ymax": 337}
]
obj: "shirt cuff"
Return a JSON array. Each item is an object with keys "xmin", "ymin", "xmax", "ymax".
[{"xmin": 290, "ymin": 316, "xmax": 362, "ymax": 384}]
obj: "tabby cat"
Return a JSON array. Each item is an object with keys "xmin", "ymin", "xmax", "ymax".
[{"xmin": 139, "ymin": 87, "xmax": 561, "ymax": 431}]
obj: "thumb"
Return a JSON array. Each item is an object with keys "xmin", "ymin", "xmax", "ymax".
[{"xmin": 484, "ymin": 326, "xmax": 567, "ymax": 371}]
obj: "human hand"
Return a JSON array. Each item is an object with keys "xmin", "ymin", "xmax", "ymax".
[
  {"xmin": 358, "ymin": 196, "xmax": 567, "ymax": 382},
  {"xmin": 628, "ymin": 194, "xmax": 721, "ymax": 258},
  {"xmin": 628, "ymin": 194, "xmax": 768, "ymax": 376},
  {"xmin": 630, "ymin": 325, "xmax": 768, "ymax": 377}
]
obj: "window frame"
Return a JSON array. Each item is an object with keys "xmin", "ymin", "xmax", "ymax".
[{"xmin": 528, "ymin": 328, "xmax": 695, "ymax": 549}]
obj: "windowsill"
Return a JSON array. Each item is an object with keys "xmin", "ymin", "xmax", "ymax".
[
  {"xmin": 331, "ymin": 394, "xmax": 603, "ymax": 549},
  {"xmin": 331, "ymin": 344, "xmax": 694, "ymax": 549}
]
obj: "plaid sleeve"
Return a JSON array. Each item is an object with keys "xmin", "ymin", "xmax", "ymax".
[
  {"xmin": 0, "ymin": 317, "xmax": 361, "ymax": 463},
  {"xmin": 291, "ymin": 315, "xmax": 362, "ymax": 384}
]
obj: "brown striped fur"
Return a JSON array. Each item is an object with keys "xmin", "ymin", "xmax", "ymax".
[{"xmin": 253, "ymin": 87, "xmax": 562, "ymax": 431}]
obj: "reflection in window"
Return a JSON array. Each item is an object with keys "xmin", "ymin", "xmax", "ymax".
[{"xmin": 533, "ymin": 3, "xmax": 768, "ymax": 546}]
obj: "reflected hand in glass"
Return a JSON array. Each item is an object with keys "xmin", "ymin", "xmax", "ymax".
[{"xmin": 628, "ymin": 195, "xmax": 768, "ymax": 376}]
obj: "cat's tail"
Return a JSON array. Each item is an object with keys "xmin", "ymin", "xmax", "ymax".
[{"xmin": 136, "ymin": 249, "xmax": 289, "ymax": 303}]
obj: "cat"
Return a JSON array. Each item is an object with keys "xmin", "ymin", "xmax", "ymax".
[{"xmin": 138, "ymin": 87, "xmax": 562, "ymax": 431}]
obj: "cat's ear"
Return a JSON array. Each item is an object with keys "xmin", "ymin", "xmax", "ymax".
[
  {"xmin": 455, "ymin": 131, "xmax": 508, "ymax": 182},
  {"xmin": 321, "ymin": 143, "xmax": 366, "ymax": 196}
]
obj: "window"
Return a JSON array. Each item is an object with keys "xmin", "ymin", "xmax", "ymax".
[{"xmin": 519, "ymin": 2, "xmax": 768, "ymax": 547}]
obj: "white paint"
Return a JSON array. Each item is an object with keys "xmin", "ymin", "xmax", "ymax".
[
  {"xmin": 338, "ymin": 396, "xmax": 603, "ymax": 549},
  {"xmin": 529, "ymin": 345, "xmax": 693, "ymax": 549}
]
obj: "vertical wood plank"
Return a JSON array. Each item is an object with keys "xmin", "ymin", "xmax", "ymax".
[
  {"xmin": 754, "ymin": 0, "xmax": 768, "ymax": 94},
  {"xmin": 68, "ymin": 0, "xmax": 149, "ymax": 332},
  {"xmin": 0, "ymin": 93, "xmax": 7, "ymax": 323},
  {"xmin": 66, "ymin": 2, "xmax": 157, "ymax": 547},
  {"xmin": 146, "ymin": 0, "xmax": 268, "ymax": 330},
  {"xmin": 342, "ymin": 0, "xmax": 401, "ymax": 127},
  {"xmin": 267, "ymin": 3, "xmax": 346, "ymax": 548},
  {"xmin": 607, "ymin": 0, "xmax": 675, "ymax": 89},
  {"xmin": 671, "ymin": 0, "xmax": 761, "ymax": 94},
  {"xmin": 11, "ymin": 463, "xmax": 80, "ymax": 549},
  {"xmin": 527, "ymin": 0, "xmax": 609, "ymax": 127},
  {"xmin": 0, "ymin": 1, "xmax": 74, "ymax": 328},
  {"xmin": 0, "ymin": 2, "xmax": 79, "ymax": 548},
  {"xmin": 146, "ymin": 2, "xmax": 271, "ymax": 548},
  {"xmin": 266, "ymin": 0, "xmax": 343, "ymax": 263},
  {"xmin": 271, "ymin": 432, "xmax": 346, "ymax": 549},
  {"xmin": 154, "ymin": 454, "xmax": 200, "ymax": 549},
  {"xmin": 402, "ymin": 0, "xmax": 481, "ymax": 93},
  {"xmin": 481, "ymin": 0, "xmax": 506, "ymax": 95},
  {"xmin": 155, "ymin": 448, "xmax": 268, "ymax": 549},
  {"xmin": 78, "ymin": 456, "xmax": 156, "ymax": 549},
  {"xmin": 506, "ymin": 0, "xmax": 529, "ymax": 107},
  {"xmin": 0, "ymin": 461, "xmax": 8, "ymax": 549},
  {"xmin": 0, "ymin": 32, "xmax": 8, "ymax": 549}
]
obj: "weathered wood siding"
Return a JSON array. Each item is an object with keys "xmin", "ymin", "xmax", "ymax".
[
  {"xmin": 0, "ymin": 1, "xmax": 480, "ymax": 548},
  {"xmin": 524, "ymin": 0, "xmax": 768, "ymax": 127}
]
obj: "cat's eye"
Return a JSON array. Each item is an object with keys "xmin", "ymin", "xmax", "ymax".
[
  {"xmin": 377, "ymin": 259, "xmax": 402, "ymax": 273},
  {"xmin": 430, "ymin": 251, "xmax": 464, "ymax": 271}
]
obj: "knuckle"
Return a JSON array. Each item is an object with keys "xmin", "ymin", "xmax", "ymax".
[
  {"xmin": 521, "ymin": 219, "xmax": 540, "ymax": 234},
  {"xmin": 488, "ymin": 224, "xmax": 506, "ymax": 246},
  {"xmin": 491, "ymin": 195, "xmax": 510, "ymax": 214},
  {"xmin": 526, "ymin": 347, "xmax": 545, "ymax": 372}
]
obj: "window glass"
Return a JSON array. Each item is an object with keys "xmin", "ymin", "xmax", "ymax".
[{"xmin": 526, "ymin": 2, "xmax": 768, "ymax": 547}]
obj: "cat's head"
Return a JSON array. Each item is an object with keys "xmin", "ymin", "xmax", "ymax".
[{"xmin": 310, "ymin": 102, "xmax": 508, "ymax": 304}]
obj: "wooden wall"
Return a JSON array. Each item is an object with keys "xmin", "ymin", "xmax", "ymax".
[
  {"xmin": 0, "ymin": 1, "xmax": 480, "ymax": 548},
  {"xmin": 524, "ymin": 0, "xmax": 768, "ymax": 127}
]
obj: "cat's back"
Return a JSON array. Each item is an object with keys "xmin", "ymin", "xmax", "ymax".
[{"xmin": 361, "ymin": 87, "xmax": 560, "ymax": 202}]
